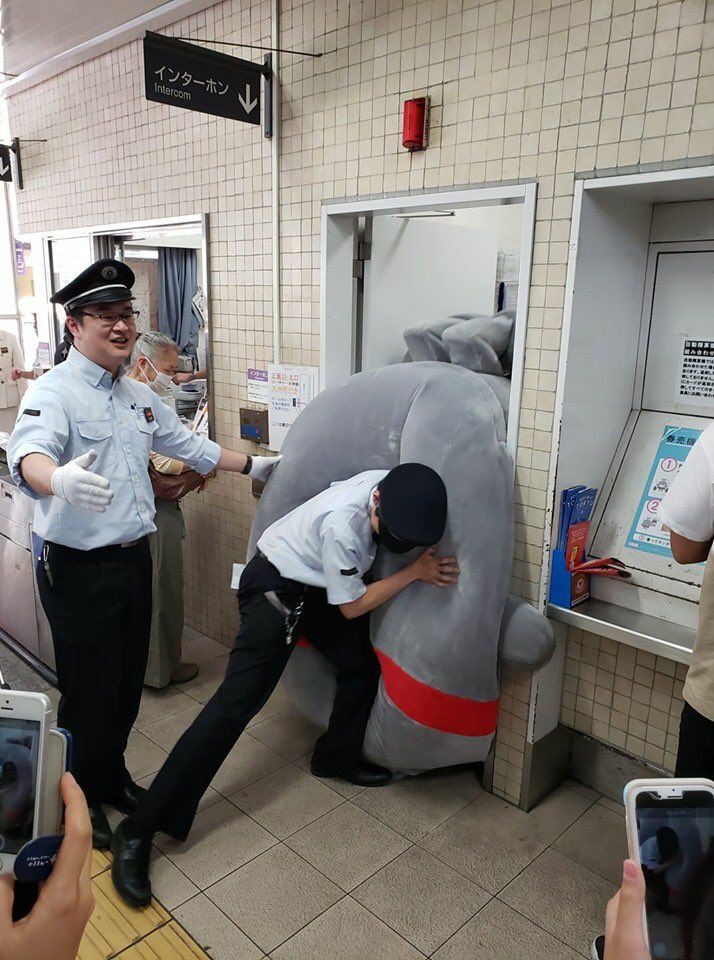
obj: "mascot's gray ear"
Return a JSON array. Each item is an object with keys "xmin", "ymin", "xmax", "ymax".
[{"xmin": 498, "ymin": 595, "xmax": 555, "ymax": 670}]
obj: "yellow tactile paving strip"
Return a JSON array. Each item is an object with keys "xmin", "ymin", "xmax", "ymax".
[{"xmin": 78, "ymin": 852, "xmax": 211, "ymax": 960}]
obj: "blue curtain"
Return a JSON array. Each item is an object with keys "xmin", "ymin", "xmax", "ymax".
[{"xmin": 157, "ymin": 247, "xmax": 200, "ymax": 361}]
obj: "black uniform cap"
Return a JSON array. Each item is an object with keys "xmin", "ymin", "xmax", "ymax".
[
  {"xmin": 378, "ymin": 463, "xmax": 447, "ymax": 546},
  {"xmin": 50, "ymin": 258, "xmax": 135, "ymax": 312}
]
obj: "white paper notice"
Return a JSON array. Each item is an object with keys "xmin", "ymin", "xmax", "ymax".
[
  {"xmin": 231, "ymin": 563, "xmax": 246, "ymax": 589},
  {"xmin": 267, "ymin": 363, "xmax": 320, "ymax": 451},
  {"xmin": 679, "ymin": 338, "xmax": 714, "ymax": 404},
  {"xmin": 247, "ymin": 367, "xmax": 270, "ymax": 404}
]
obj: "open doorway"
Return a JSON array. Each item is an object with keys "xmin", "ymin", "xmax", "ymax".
[{"xmin": 321, "ymin": 185, "xmax": 536, "ymax": 458}]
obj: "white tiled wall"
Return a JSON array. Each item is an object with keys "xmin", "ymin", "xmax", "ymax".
[{"xmin": 7, "ymin": 0, "xmax": 714, "ymax": 805}]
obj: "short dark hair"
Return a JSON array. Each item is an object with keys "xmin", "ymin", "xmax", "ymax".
[{"xmin": 657, "ymin": 826, "xmax": 680, "ymax": 860}]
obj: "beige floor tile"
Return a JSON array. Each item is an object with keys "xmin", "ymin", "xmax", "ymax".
[
  {"xmin": 553, "ymin": 802, "xmax": 628, "ymax": 884},
  {"xmin": 135, "ymin": 685, "xmax": 200, "ymax": 731},
  {"xmin": 499, "ymin": 848, "xmax": 617, "ymax": 954},
  {"xmin": 562, "ymin": 778, "xmax": 601, "ymax": 802},
  {"xmin": 206, "ymin": 844, "xmax": 343, "ymax": 954},
  {"xmin": 515, "ymin": 785, "xmax": 596, "ymax": 845},
  {"xmin": 353, "ymin": 845, "xmax": 490, "ymax": 954},
  {"xmin": 182, "ymin": 625, "xmax": 203, "ymax": 642},
  {"xmin": 124, "ymin": 729, "xmax": 169, "ymax": 782},
  {"xmin": 210, "ymin": 732, "xmax": 288, "ymax": 796},
  {"xmin": 174, "ymin": 893, "xmax": 265, "ymax": 960},
  {"xmin": 181, "ymin": 655, "xmax": 229, "ymax": 704},
  {"xmin": 293, "ymin": 753, "xmax": 366, "ymax": 799},
  {"xmin": 433, "ymin": 898, "xmax": 583, "ymax": 960},
  {"xmin": 183, "ymin": 632, "xmax": 232, "ymax": 660},
  {"xmin": 248, "ymin": 708, "xmax": 323, "ymax": 761},
  {"xmin": 352, "ymin": 768, "xmax": 483, "ymax": 842},
  {"xmin": 156, "ymin": 798, "xmax": 277, "ymax": 889},
  {"xmin": 148, "ymin": 847, "xmax": 200, "ymax": 911},
  {"xmin": 142, "ymin": 702, "xmax": 205, "ymax": 752},
  {"xmin": 597, "ymin": 795, "xmax": 625, "ymax": 816},
  {"xmin": 230, "ymin": 764, "xmax": 343, "ymax": 839},
  {"xmin": 284, "ymin": 801, "xmax": 410, "ymax": 891},
  {"xmin": 270, "ymin": 896, "xmax": 425, "ymax": 960},
  {"xmin": 419, "ymin": 795, "xmax": 547, "ymax": 893},
  {"xmin": 246, "ymin": 683, "xmax": 295, "ymax": 728}
]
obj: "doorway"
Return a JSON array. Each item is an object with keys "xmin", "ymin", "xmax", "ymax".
[{"xmin": 321, "ymin": 185, "xmax": 537, "ymax": 458}]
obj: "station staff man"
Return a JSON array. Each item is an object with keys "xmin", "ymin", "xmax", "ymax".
[
  {"xmin": 111, "ymin": 463, "xmax": 459, "ymax": 908},
  {"xmin": 0, "ymin": 328, "xmax": 28, "ymax": 434},
  {"xmin": 660, "ymin": 423, "xmax": 714, "ymax": 782},
  {"xmin": 6, "ymin": 259, "xmax": 279, "ymax": 849}
]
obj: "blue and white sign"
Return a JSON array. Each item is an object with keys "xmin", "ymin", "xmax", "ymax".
[{"xmin": 626, "ymin": 425, "xmax": 702, "ymax": 557}]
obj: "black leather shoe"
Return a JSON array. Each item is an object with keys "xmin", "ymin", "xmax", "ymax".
[
  {"xmin": 110, "ymin": 820, "xmax": 153, "ymax": 908},
  {"xmin": 107, "ymin": 781, "xmax": 148, "ymax": 815},
  {"xmin": 311, "ymin": 758, "xmax": 392, "ymax": 787},
  {"xmin": 89, "ymin": 804, "xmax": 112, "ymax": 850}
]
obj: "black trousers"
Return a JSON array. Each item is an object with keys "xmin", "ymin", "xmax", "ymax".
[
  {"xmin": 37, "ymin": 538, "xmax": 152, "ymax": 806},
  {"xmin": 128, "ymin": 553, "xmax": 379, "ymax": 840},
  {"xmin": 675, "ymin": 700, "xmax": 714, "ymax": 780}
]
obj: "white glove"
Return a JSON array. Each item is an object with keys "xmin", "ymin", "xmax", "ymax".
[
  {"xmin": 249, "ymin": 454, "xmax": 282, "ymax": 483},
  {"xmin": 50, "ymin": 450, "xmax": 114, "ymax": 513}
]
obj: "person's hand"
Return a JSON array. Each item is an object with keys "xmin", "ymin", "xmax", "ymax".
[
  {"xmin": 249, "ymin": 455, "xmax": 282, "ymax": 484},
  {"xmin": 0, "ymin": 772, "xmax": 94, "ymax": 960},
  {"xmin": 198, "ymin": 468, "xmax": 217, "ymax": 492},
  {"xmin": 410, "ymin": 547, "xmax": 460, "ymax": 587},
  {"xmin": 50, "ymin": 450, "xmax": 114, "ymax": 513},
  {"xmin": 604, "ymin": 860, "xmax": 651, "ymax": 960},
  {"xmin": 172, "ymin": 372, "xmax": 193, "ymax": 384},
  {"xmin": 10, "ymin": 369, "xmax": 23, "ymax": 382}
]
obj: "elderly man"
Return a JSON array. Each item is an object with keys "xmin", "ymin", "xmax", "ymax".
[
  {"xmin": 127, "ymin": 330, "xmax": 211, "ymax": 687},
  {"xmin": 7, "ymin": 259, "xmax": 279, "ymax": 848}
]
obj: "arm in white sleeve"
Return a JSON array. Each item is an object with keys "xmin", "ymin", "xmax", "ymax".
[
  {"xmin": 660, "ymin": 433, "xmax": 714, "ymax": 542},
  {"xmin": 7, "ymin": 381, "xmax": 70, "ymax": 499}
]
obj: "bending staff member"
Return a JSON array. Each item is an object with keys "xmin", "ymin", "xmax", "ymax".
[
  {"xmin": 112, "ymin": 464, "xmax": 458, "ymax": 907},
  {"xmin": 6, "ymin": 259, "xmax": 280, "ymax": 850}
]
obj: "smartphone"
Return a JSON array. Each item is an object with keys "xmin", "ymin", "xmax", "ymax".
[
  {"xmin": 624, "ymin": 777, "xmax": 714, "ymax": 960},
  {"xmin": 0, "ymin": 691, "xmax": 50, "ymax": 875}
]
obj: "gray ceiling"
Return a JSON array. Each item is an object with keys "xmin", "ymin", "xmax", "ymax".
[{"xmin": 2, "ymin": 0, "xmax": 167, "ymax": 76}]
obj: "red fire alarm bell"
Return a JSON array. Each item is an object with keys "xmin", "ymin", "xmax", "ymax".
[{"xmin": 402, "ymin": 97, "xmax": 428, "ymax": 151}]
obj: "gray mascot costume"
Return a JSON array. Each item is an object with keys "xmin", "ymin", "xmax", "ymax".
[{"xmin": 249, "ymin": 315, "xmax": 554, "ymax": 775}]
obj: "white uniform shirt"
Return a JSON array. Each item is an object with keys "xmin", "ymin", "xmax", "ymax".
[
  {"xmin": 660, "ymin": 423, "xmax": 714, "ymax": 545},
  {"xmin": 257, "ymin": 470, "xmax": 388, "ymax": 606},
  {"xmin": 7, "ymin": 347, "xmax": 221, "ymax": 549},
  {"xmin": 0, "ymin": 330, "xmax": 26, "ymax": 410}
]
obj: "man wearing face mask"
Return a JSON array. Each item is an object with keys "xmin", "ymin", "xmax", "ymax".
[
  {"xmin": 127, "ymin": 331, "xmax": 211, "ymax": 688},
  {"xmin": 6, "ymin": 259, "xmax": 280, "ymax": 850},
  {"xmin": 111, "ymin": 463, "xmax": 459, "ymax": 907}
]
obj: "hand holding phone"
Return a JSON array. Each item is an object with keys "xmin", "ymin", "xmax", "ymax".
[
  {"xmin": 624, "ymin": 778, "xmax": 714, "ymax": 960},
  {"xmin": 604, "ymin": 859, "xmax": 651, "ymax": 960},
  {"xmin": 0, "ymin": 773, "xmax": 94, "ymax": 960}
]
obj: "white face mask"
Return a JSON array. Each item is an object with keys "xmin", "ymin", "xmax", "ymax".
[{"xmin": 141, "ymin": 358, "xmax": 174, "ymax": 395}]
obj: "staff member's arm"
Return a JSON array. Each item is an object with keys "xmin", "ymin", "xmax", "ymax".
[
  {"xmin": 660, "ymin": 428, "xmax": 714, "ymax": 566},
  {"xmin": 148, "ymin": 398, "xmax": 279, "ymax": 482},
  {"xmin": 7, "ymin": 381, "xmax": 113, "ymax": 511},
  {"xmin": 320, "ymin": 521, "xmax": 459, "ymax": 621}
]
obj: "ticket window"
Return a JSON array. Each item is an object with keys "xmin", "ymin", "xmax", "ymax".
[{"xmin": 549, "ymin": 172, "xmax": 714, "ymax": 658}]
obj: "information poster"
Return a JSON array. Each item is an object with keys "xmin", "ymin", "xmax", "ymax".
[
  {"xmin": 626, "ymin": 425, "xmax": 701, "ymax": 557},
  {"xmin": 267, "ymin": 364, "xmax": 319, "ymax": 451},
  {"xmin": 679, "ymin": 338, "xmax": 714, "ymax": 404},
  {"xmin": 247, "ymin": 367, "xmax": 269, "ymax": 404}
]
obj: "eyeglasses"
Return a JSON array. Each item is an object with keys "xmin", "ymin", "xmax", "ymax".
[{"xmin": 80, "ymin": 310, "xmax": 140, "ymax": 327}]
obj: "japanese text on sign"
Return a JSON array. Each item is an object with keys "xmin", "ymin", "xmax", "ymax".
[
  {"xmin": 267, "ymin": 364, "xmax": 319, "ymax": 452},
  {"xmin": 626, "ymin": 425, "xmax": 702, "ymax": 557}
]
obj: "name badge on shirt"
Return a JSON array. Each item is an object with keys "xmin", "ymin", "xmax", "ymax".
[
  {"xmin": 143, "ymin": 407, "xmax": 155, "ymax": 424},
  {"xmin": 0, "ymin": 347, "xmax": 8, "ymax": 354}
]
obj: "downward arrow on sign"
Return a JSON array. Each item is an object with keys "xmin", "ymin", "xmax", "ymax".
[
  {"xmin": 238, "ymin": 84, "xmax": 258, "ymax": 114},
  {"xmin": 0, "ymin": 161, "xmax": 9, "ymax": 177}
]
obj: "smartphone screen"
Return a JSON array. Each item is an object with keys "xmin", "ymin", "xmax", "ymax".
[
  {"xmin": 635, "ymin": 789, "xmax": 714, "ymax": 960},
  {"xmin": 0, "ymin": 718, "xmax": 41, "ymax": 856}
]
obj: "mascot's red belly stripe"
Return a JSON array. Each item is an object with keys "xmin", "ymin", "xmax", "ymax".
[{"xmin": 296, "ymin": 638, "xmax": 498, "ymax": 736}]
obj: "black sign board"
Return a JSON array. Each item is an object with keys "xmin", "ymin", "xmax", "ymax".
[
  {"xmin": 143, "ymin": 31, "xmax": 261, "ymax": 125},
  {"xmin": 0, "ymin": 145, "xmax": 12, "ymax": 183}
]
